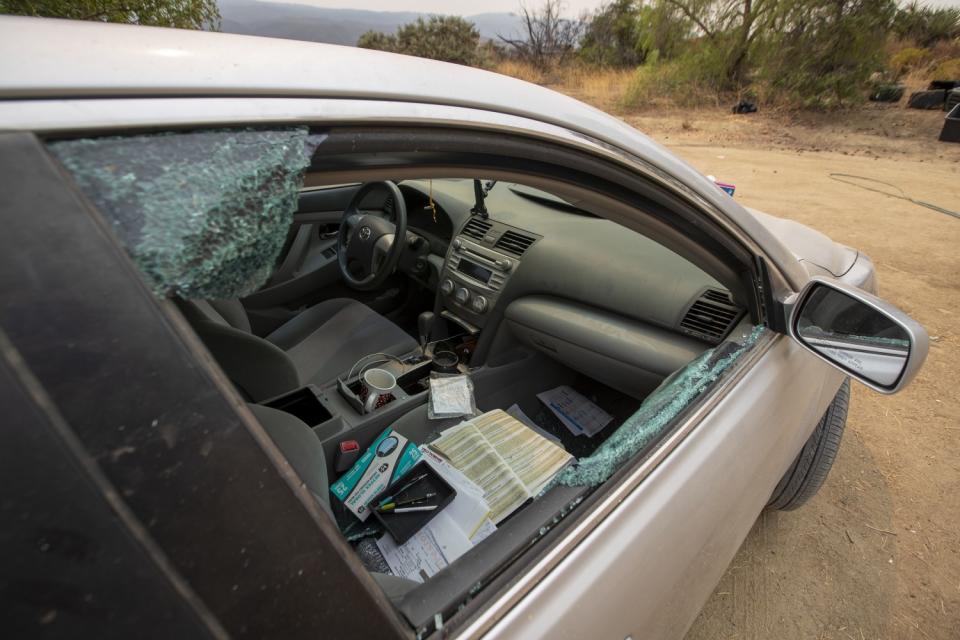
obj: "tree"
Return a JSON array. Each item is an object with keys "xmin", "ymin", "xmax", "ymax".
[
  {"xmin": 579, "ymin": 0, "xmax": 647, "ymax": 67},
  {"xmin": 633, "ymin": 0, "xmax": 897, "ymax": 105},
  {"xmin": 500, "ymin": 1, "xmax": 584, "ymax": 70},
  {"xmin": 892, "ymin": 1, "xmax": 960, "ymax": 47},
  {"xmin": 579, "ymin": 0, "xmax": 692, "ymax": 67},
  {"xmin": 358, "ymin": 15, "xmax": 480, "ymax": 66},
  {"xmin": 759, "ymin": 0, "xmax": 896, "ymax": 106},
  {"xmin": 0, "ymin": 0, "xmax": 220, "ymax": 30},
  {"xmin": 357, "ymin": 30, "xmax": 398, "ymax": 53},
  {"xmin": 653, "ymin": 0, "xmax": 777, "ymax": 86}
]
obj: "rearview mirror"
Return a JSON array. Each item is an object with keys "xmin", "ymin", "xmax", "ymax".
[{"xmin": 790, "ymin": 278, "xmax": 928, "ymax": 394}]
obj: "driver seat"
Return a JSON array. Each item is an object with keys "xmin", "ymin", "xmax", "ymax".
[{"xmin": 176, "ymin": 298, "xmax": 418, "ymax": 401}]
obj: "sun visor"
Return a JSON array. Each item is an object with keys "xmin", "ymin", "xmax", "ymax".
[
  {"xmin": 556, "ymin": 325, "xmax": 765, "ymax": 487},
  {"xmin": 49, "ymin": 128, "xmax": 322, "ymax": 299}
]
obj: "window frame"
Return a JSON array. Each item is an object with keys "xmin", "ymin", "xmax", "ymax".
[
  {"xmin": 0, "ymin": 132, "xmax": 410, "ymax": 640},
  {"xmin": 1, "ymin": 109, "xmax": 785, "ymax": 637}
]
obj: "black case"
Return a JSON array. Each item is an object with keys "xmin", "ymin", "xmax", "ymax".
[
  {"xmin": 940, "ymin": 104, "xmax": 960, "ymax": 143},
  {"xmin": 370, "ymin": 462, "xmax": 457, "ymax": 544}
]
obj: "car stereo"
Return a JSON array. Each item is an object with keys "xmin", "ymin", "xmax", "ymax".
[
  {"xmin": 439, "ymin": 219, "xmax": 539, "ymax": 330},
  {"xmin": 456, "ymin": 258, "xmax": 493, "ymax": 284}
]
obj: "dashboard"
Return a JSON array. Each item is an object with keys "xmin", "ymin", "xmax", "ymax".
[
  {"xmin": 388, "ymin": 178, "xmax": 748, "ymax": 397},
  {"xmin": 396, "ymin": 179, "xmax": 744, "ymax": 339}
]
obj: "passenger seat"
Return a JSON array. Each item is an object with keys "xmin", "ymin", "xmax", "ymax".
[
  {"xmin": 176, "ymin": 298, "xmax": 417, "ymax": 401},
  {"xmin": 246, "ymin": 403, "xmax": 418, "ymax": 603}
]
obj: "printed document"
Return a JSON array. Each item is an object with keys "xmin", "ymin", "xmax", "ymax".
[
  {"xmin": 376, "ymin": 511, "xmax": 472, "ymax": 583},
  {"xmin": 429, "ymin": 409, "xmax": 574, "ymax": 523},
  {"xmin": 537, "ymin": 385, "xmax": 613, "ymax": 437}
]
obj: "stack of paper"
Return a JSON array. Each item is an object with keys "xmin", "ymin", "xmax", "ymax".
[
  {"xmin": 376, "ymin": 410, "xmax": 574, "ymax": 583},
  {"xmin": 428, "ymin": 409, "xmax": 574, "ymax": 524}
]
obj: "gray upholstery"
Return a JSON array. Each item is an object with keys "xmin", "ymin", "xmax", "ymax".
[
  {"xmin": 247, "ymin": 403, "xmax": 332, "ymax": 517},
  {"xmin": 191, "ymin": 322, "xmax": 300, "ymax": 401},
  {"xmin": 246, "ymin": 403, "xmax": 418, "ymax": 603},
  {"xmin": 181, "ymin": 299, "xmax": 251, "ymax": 333},
  {"xmin": 177, "ymin": 297, "xmax": 417, "ymax": 401},
  {"xmin": 265, "ymin": 298, "xmax": 417, "ymax": 387}
]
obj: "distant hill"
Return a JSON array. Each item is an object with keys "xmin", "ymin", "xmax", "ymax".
[{"xmin": 217, "ymin": 0, "xmax": 526, "ymax": 46}]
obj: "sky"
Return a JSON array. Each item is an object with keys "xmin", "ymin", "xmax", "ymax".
[{"xmin": 259, "ymin": 0, "xmax": 960, "ymax": 14}]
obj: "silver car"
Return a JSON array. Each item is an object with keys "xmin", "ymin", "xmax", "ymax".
[{"xmin": 0, "ymin": 16, "xmax": 927, "ymax": 640}]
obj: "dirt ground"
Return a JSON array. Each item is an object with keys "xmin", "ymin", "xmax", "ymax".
[{"xmin": 612, "ymin": 105, "xmax": 960, "ymax": 639}]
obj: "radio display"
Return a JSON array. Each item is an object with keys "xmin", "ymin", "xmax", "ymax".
[{"xmin": 457, "ymin": 259, "xmax": 493, "ymax": 283}]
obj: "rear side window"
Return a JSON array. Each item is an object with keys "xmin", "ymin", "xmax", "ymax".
[{"xmin": 49, "ymin": 128, "xmax": 321, "ymax": 299}]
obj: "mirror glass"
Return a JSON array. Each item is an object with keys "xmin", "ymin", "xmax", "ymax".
[{"xmin": 796, "ymin": 284, "xmax": 910, "ymax": 389}]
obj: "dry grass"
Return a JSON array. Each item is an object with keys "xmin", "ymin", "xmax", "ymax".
[
  {"xmin": 889, "ymin": 38, "xmax": 960, "ymax": 95},
  {"xmin": 493, "ymin": 37, "xmax": 960, "ymax": 114},
  {"xmin": 493, "ymin": 60, "xmax": 634, "ymax": 111},
  {"xmin": 492, "ymin": 59, "xmax": 547, "ymax": 84}
]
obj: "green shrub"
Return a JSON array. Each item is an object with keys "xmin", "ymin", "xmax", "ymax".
[
  {"xmin": 357, "ymin": 16, "xmax": 480, "ymax": 66},
  {"xmin": 755, "ymin": 0, "xmax": 895, "ymax": 108},
  {"xmin": 0, "ymin": 0, "xmax": 219, "ymax": 29},
  {"xmin": 890, "ymin": 47, "xmax": 932, "ymax": 75},
  {"xmin": 930, "ymin": 58, "xmax": 960, "ymax": 80},
  {"xmin": 622, "ymin": 46, "xmax": 728, "ymax": 107},
  {"xmin": 893, "ymin": 2, "xmax": 960, "ymax": 47},
  {"xmin": 580, "ymin": 0, "xmax": 647, "ymax": 67},
  {"xmin": 357, "ymin": 30, "xmax": 398, "ymax": 53}
]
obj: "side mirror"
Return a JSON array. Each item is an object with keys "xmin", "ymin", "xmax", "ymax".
[{"xmin": 789, "ymin": 278, "xmax": 928, "ymax": 394}]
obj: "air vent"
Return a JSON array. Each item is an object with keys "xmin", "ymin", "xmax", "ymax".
[
  {"xmin": 702, "ymin": 289, "xmax": 732, "ymax": 305},
  {"xmin": 680, "ymin": 289, "xmax": 743, "ymax": 343},
  {"xmin": 495, "ymin": 230, "xmax": 536, "ymax": 256},
  {"xmin": 461, "ymin": 218, "xmax": 492, "ymax": 241}
]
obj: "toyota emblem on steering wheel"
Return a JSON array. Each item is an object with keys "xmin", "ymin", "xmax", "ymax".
[{"xmin": 358, "ymin": 226, "xmax": 372, "ymax": 241}]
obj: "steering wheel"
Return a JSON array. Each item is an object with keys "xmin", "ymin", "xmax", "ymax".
[{"xmin": 337, "ymin": 181, "xmax": 408, "ymax": 291}]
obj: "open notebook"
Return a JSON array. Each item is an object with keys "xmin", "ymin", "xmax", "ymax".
[{"xmin": 428, "ymin": 409, "xmax": 574, "ymax": 524}]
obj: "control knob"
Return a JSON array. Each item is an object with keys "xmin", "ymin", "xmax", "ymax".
[
  {"xmin": 440, "ymin": 278, "xmax": 455, "ymax": 295},
  {"xmin": 494, "ymin": 259, "xmax": 512, "ymax": 272},
  {"xmin": 471, "ymin": 295, "xmax": 488, "ymax": 313},
  {"xmin": 454, "ymin": 287, "xmax": 471, "ymax": 305},
  {"xmin": 452, "ymin": 239, "xmax": 463, "ymax": 251}
]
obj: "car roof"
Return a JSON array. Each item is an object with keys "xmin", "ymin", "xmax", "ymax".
[
  {"xmin": 0, "ymin": 16, "xmax": 809, "ymax": 290},
  {"xmin": 0, "ymin": 16, "xmax": 636, "ymax": 149}
]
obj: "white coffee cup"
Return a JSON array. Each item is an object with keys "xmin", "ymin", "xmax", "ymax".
[{"xmin": 362, "ymin": 368, "xmax": 397, "ymax": 414}]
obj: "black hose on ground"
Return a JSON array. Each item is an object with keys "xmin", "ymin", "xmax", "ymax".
[{"xmin": 828, "ymin": 173, "xmax": 960, "ymax": 221}]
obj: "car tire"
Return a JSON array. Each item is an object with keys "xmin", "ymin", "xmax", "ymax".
[{"xmin": 767, "ymin": 378, "xmax": 850, "ymax": 511}]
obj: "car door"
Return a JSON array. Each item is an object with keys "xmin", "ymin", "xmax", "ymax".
[{"xmin": 0, "ymin": 101, "xmax": 926, "ymax": 640}]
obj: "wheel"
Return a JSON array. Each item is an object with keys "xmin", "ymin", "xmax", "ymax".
[
  {"xmin": 767, "ymin": 378, "xmax": 850, "ymax": 511},
  {"xmin": 337, "ymin": 181, "xmax": 408, "ymax": 291}
]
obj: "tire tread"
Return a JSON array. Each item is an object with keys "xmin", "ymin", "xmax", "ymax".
[{"xmin": 767, "ymin": 379, "xmax": 850, "ymax": 511}]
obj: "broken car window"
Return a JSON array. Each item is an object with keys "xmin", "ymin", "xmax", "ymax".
[{"xmin": 49, "ymin": 128, "xmax": 322, "ymax": 299}]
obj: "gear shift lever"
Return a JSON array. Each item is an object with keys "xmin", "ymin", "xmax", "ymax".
[{"xmin": 418, "ymin": 311, "xmax": 435, "ymax": 351}]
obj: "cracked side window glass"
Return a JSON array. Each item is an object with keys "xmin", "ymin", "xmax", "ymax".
[
  {"xmin": 49, "ymin": 128, "xmax": 323, "ymax": 299},
  {"xmin": 556, "ymin": 325, "xmax": 765, "ymax": 488}
]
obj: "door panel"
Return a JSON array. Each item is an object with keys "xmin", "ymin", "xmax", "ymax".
[
  {"xmin": 264, "ymin": 185, "xmax": 361, "ymax": 290},
  {"xmin": 480, "ymin": 337, "xmax": 843, "ymax": 640},
  {"xmin": 243, "ymin": 183, "xmax": 409, "ymax": 335}
]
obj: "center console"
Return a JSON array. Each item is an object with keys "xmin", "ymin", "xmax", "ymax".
[
  {"xmin": 258, "ymin": 218, "xmax": 539, "ymax": 463},
  {"xmin": 438, "ymin": 216, "xmax": 539, "ymax": 332}
]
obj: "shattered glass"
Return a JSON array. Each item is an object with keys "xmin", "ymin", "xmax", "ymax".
[
  {"xmin": 556, "ymin": 326, "xmax": 765, "ymax": 487},
  {"xmin": 48, "ymin": 128, "xmax": 322, "ymax": 299}
]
